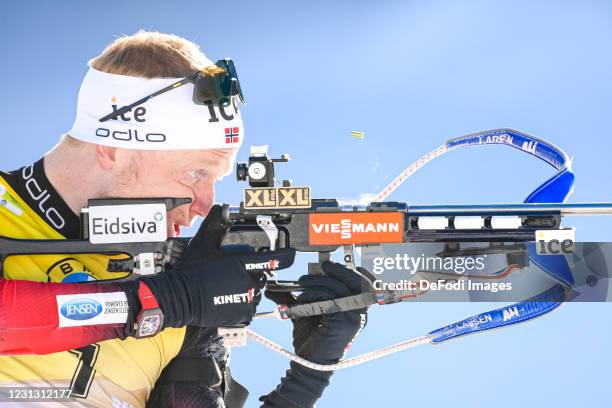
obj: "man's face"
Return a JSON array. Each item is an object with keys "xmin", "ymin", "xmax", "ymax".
[{"xmin": 108, "ymin": 148, "xmax": 237, "ymax": 237}]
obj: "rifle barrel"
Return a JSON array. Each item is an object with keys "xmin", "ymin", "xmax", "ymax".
[{"xmin": 406, "ymin": 203, "xmax": 612, "ymax": 216}]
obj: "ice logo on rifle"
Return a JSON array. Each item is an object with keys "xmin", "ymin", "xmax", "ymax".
[
  {"xmin": 60, "ymin": 299, "xmax": 103, "ymax": 321},
  {"xmin": 535, "ymin": 229, "xmax": 576, "ymax": 255}
]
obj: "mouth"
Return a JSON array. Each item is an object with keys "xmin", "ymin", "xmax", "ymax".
[{"xmin": 169, "ymin": 223, "xmax": 182, "ymax": 237}]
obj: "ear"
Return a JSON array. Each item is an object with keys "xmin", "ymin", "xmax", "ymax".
[{"xmin": 95, "ymin": 144, "xmax": 119, "ymax": 171}]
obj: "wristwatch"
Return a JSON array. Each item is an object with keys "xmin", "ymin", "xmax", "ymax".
[{"xmin": 134, "ymin": 281, "xmax": 164, "ymax": 338}]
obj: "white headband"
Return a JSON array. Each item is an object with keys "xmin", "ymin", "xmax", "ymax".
[{"xmin": 68, "ymin": 67, "xmax": 244, "ymax": 150}]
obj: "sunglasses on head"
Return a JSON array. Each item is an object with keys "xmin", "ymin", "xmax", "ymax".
[{"xmin": 99, "ymin": 58, "xmax": 245, "ymax": 123}]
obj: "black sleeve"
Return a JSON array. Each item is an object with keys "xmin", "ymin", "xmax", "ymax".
[{"xmin": 146, "ymin": 326, "xmax": 229, "ymax": 408}]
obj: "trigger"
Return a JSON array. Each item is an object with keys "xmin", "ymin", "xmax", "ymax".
[
  {"xmin": 343, "ymin": 244, "xmax": 356, "ymax": 270},
  {"xmin": 256, "ymin": 215, "xmax": 278, "ymax": 251}
]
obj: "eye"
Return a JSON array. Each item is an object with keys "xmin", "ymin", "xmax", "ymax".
[{"xmin": 181, "ymin": 169, "xmax": 206, "ymax": 185}]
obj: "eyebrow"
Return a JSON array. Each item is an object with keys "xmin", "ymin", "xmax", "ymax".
[{"xmin": 189, "ymin": 152, "xmax": 236, "ymax": 176}]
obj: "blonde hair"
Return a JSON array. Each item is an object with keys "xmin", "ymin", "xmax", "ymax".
[
  {"xmin": 90, "ymin": 30, "xmax": 211, "ymax": 78},
  {"xmin": 64, "ymin": 30, "xmax": 212, "ymax": 145}
]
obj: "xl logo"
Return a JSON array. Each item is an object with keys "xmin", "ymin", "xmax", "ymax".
[
  {"xmin": 244, "ymin": 187, "xmax": 311, "ymax": 209},
  {"xmin": 245, "ymin": 188, "xmax": 277, "ymax": 208}
]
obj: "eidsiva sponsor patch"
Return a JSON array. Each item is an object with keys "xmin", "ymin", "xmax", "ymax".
[
  {"xmin": 309, "ymin": 212, "xmax": 404, "ymax": 245},
  {"xmin": 87, "ymin": 203, "xmax": 167, "ymax": 244},
  {"xmin": 56, "ymin": 292, "xmax": 129, "ymax": 327}
]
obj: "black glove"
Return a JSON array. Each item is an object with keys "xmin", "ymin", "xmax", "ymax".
[
  {"xmin": 133, "ymin": 205, "xmax": 296, "ymax": 329},
  {"xmin": 260, "ymin": 262, "xmax": 371, "ymax": 408}
]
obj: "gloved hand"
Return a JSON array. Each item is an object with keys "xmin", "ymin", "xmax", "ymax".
[
  {"xmin": 134, "ymin": 205, "xmax": 296, "ymax": 329},
  {"xmin": 260, "ymin": 262, "xmax": 371, "ymax": 408}
]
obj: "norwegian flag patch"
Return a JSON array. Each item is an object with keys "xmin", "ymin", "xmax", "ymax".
[{"xmin": 225, "ymin": 127, "xmax": 240, "ymax": 144}]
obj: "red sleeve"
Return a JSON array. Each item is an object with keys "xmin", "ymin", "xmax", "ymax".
[{"xmin": 0, "ymin": 278, "xmax": 131, "ymax": 355}]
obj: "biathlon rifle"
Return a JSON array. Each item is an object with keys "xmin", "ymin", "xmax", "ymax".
[{"xmin": 1, "ymin": 128, "xmax": 612, "ymax": 370}]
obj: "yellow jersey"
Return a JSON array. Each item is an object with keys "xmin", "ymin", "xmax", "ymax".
[{"xmin": 0, "ymin": 159, "xmax": 187, "ymax": 408}]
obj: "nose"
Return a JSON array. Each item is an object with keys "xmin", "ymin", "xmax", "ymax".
[{"xmin": 190, "ymin": 179, "xmax": 216, "ymax": 218}]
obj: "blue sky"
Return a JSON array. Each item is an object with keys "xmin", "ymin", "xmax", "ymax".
[{"xmin": 2, "ymin": 0, "xmax": 612, "ymax": 406}]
